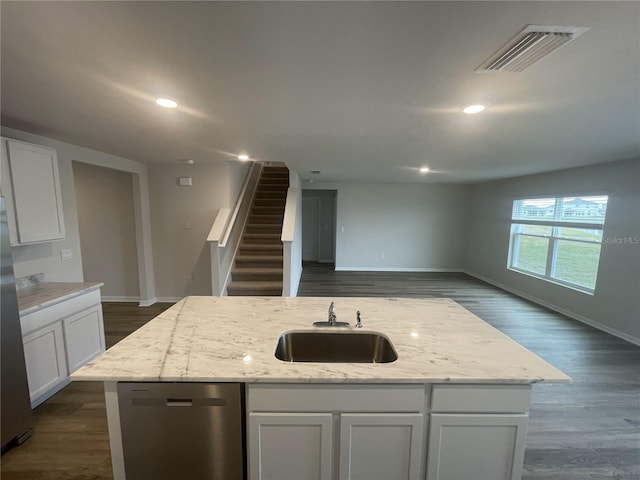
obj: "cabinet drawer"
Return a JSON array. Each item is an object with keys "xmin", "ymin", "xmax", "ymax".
[
  {"xmin": 431, "ymin": 384, "xmax": 531, "ymax": 413},
  {"xmin": 21, "ymin": 289, "xmax": 101, "ymax": 335},
  {"xmin": 248, "ymin": 384, "xmax": 426, "ymax": 413}
]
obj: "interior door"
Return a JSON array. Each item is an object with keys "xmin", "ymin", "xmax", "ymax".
[{"xmin": 302, "ymin": 196, "xmax": 320, "ymax": 261}]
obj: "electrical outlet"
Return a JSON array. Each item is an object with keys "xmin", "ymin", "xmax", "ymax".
[{"xmin": 60, "ymin": 249, "xmax": 72, "ymax": 261}]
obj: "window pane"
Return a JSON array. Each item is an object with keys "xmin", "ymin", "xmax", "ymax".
[
  {"xmin": 513, "ymin": 235, "xmax": 548, "ymax": 275},
  {"xmin": 553, "ymin": 240, "xmax": 602, "ymax": 290},
  {"xmin": 520, "ymin": 224, "xmax": 552, "ymax": 236},
  {"xmin": 512, "ymin": 198, "xmax": 555, "ymax": 221},
  {"xmin": 557, "ymin": 227, "xmax": 602, "ymax": 242},
  {"xmin": 558, "ymin": 196, "xmax": 608, "ymax": 224}
]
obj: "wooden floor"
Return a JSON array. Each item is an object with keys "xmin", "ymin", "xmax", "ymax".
[{"xmin": 2, "ymin": 265, "xmax": 638, "ymax": 479}]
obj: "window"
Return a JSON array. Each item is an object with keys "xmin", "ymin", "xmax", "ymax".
[{"xmin": 508, "ymin": 195, "xmax": 608, "ymax": 293}]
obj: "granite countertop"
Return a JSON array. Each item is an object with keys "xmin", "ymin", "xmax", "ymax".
[
  {"xmin": 73, "ymin": 296, "xmax": 570, "ymax": 384},
  {"xmin": 18, "ymin": 281, "xmax": 104, "ymax": 316}
]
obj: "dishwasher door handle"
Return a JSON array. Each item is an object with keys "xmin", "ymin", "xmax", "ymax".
[{"xmin": 166, "ymin": 398, "xmax": 193, "ymax": 407}]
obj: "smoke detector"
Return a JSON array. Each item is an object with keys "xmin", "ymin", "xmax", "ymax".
[{"xmin": 476, "ymin": 25, "xmax": 588, "ymax": 73}]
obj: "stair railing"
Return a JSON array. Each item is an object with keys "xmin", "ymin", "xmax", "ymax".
[
  {"xmin": 208, "ymin": 162, "xmax": 263, "ymax": 295},
  {"xmin": 281, "ymin": 174, "xmax": 303, "ymax": 296}
]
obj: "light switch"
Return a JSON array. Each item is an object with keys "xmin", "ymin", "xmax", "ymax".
[
  {"xmin": 60, "ymin": 249, "xmax": 72, "ymax": 261},
  {"xmin": 178, "ymin": 177, "xmax": 193, "ymax": 186}
]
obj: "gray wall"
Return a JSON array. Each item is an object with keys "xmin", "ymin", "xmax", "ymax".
[
  {"xmin": 73, "ymin": 162, "xmax": 140, "ymax": 299},
  {"xmin": 466, "ymin": 158, "xmax": 640, "ymax": 343},
  {"xmin": 148, "ymin": 162, "xmax": 248, "ymax": 299},
  {"xmin": 306, "ymin": 183, "xmax": 469, "ymax": 271}
]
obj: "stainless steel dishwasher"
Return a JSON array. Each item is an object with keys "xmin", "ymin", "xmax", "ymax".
[{"xmin": 117, "ymin": 382, "xmax": 245, "ymax": 480}]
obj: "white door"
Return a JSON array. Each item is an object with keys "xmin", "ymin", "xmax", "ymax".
[
  {"xmin": 249, "ymin": 412, "xmax": 333, "ymax": 480},
  {"xmin": 339, "ymin": 413, "xmax": 424, "ymax": 480},
  {"xmin": 302, "ymin": 196, "xmax": 320, "ymax": 261},
  {"xmin": 427, "ymin": 413, "xmax": 528, "ymax": 480}
]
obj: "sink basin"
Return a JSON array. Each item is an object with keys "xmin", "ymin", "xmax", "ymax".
[{"xmin": 274, "ymin": 330, "xmax": 398, "ymax": 363}]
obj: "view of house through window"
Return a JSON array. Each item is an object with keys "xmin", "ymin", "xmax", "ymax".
[{"xmin": 508, "ymin": 195, "xmax": 608, "ymax": 293}]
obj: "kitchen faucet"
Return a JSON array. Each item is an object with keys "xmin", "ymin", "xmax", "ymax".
[
  {"xmin": 313, "ymin": 301, "xmax": 350, "ymax": 327},
  {"xmin": 328, "ymin": 302, "xmax": 337, "ymax": 325}
]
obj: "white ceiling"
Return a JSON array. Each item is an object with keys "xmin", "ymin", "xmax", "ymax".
[{"xmin": 1, "ymin": 1, "xmax": 639, "ymax": 184}]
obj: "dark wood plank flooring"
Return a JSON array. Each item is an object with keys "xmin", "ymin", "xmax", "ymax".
[{"xmin": 2, "ymin": 266, "xmax": 638, "ymax": 479}]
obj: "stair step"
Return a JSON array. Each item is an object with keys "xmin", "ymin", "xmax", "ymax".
[
  {"xmin": 262, "ymin": 167, "xmax": 289, "ymax": 173},
  {"xmin": 240, "ymin": 243, "xmax": 283, "ymax": 254},
  {"xmin": 227, "ymin": 280, "xmax": 283, "ymax": 296},
  {"xmin": 248, "ymin": 215, "xmax": 284, "ymax": 224},
  {"xmin": 254, "ymin": 199, "xmax": 286, "ymax": 208},
  {"xmin": 243, "ymin": 233, "xmax": 282, "ymax": 244},
  {"xmin": 245, "ymin": 225, "xmax": 282, "ymax": 234},
  {"xmin": 232, "ymin": 267, "xmax": 283, "ymax": 281},
  {"xmin": 257, "ymin": 184, "xmax": 288, "ymax": 192},
  {"xmin": 252, "ymin": 206, "xmax": 284, "ymax": 216},
  {"xmin": 259, "ymin": 176, "xmax": 289, "ymax": 184},
  {"xmin": 235, "ymin": 255, "xmax": 283, "ymax": 267}
]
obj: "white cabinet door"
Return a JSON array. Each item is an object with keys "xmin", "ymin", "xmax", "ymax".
[
  {"xmin": 427, "ymin": 413, "xmax": 528, "ymax": 480},
  {"xmin": 339, "ymin": 413, "xmax": 423, "ymax": 480},
  {"xmin": 249, "ymin": 412, "xmax": 333, "ymax": 480},
  {"xmin": 63, "ymin": 306, "xmax": 105, "ymax": 372},
  {"xmin": 6, "ymin": 139, "xmax": 65, "ymax": 244},
  {"xmin": 23, "ymin": 321, "xmax": 69, "ymax": 407}
]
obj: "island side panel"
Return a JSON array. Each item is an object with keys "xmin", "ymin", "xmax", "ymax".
[{"xmin": 104, "ymin": 382, "xmax": 126, "ymax": 480}]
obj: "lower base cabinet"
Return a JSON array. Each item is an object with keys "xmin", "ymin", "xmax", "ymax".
[
  {"xmin": 21, "ymin": 288, "xmax": 104, "ymax": 407},
  {"xmin": 249, "ymin": 413, "xmax": 333, "ymax": 480},
  {"xmin": 247, "ymin": 384, "xmax": 425, "ymax": 480},
  {"xmin": 22, "ymin": 321, "xmax": 68, "ymax": 405},
  {"xmin": 339, "ymin": 413, "xmax": 423, "ymax": 480},
  {"xmin": 426, "ymin": 385, "xmax": 531, "ymax": 480}
]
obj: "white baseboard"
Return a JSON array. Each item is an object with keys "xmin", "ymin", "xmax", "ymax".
[
  {"xmin": 138, "ymin": 297, "xmax": 157, "ymax": 307},
  {"xmin": 101, "ymin": 296, "xmax": 140, "ymax": 303},
  {"xmin": 464, "ymin": 270, "xmax": 640, "ymax": 347},
  {"xmin": 335, "ymin": 267, "xmax": 465, "ymax": 272},
  {"xmin": 154, "ymin": 297, "xmax": 183, "ymax": 304}
]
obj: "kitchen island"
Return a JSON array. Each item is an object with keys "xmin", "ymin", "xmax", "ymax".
[{"xmin": 73, "ymin": 296, "xmax": 570, "ymax": 480}]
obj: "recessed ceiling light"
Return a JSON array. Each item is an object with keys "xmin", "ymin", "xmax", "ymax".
[
  {"xmin": 238, "ymin": 153, "xmax": 250, "ymax": 161},
  {"xmin": 463, "ymin": 104, "xmax": 485, "ymax": 114},
  {"xmin": 156, "ymin": 98, "xmax": 178, "ymax": 108},
  {"xmin": 419, "ymin": 167, "xmax": 430, "ymax": 174}
]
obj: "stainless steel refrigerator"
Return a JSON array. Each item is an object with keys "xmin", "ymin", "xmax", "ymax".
[{"xmin": 1, "ymin": 196, "xmax": 33, "ymax": 452}]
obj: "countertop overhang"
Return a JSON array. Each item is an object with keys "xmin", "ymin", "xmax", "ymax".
[{"xmin": 72, "ymin": 296, "xmax": 570, "ymax": 384}]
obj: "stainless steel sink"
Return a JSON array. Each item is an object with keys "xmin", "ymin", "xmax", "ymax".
[{"xmin": 274, "ymin": 330, "xmax": 398, "ymax": 363}]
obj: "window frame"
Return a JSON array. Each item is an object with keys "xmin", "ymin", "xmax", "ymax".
[{"xmin": 507, "ymin": 196, "xmax": 607, "ymax": 294}]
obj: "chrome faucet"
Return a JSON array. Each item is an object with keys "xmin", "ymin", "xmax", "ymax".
[
  {"xmin": 328, "ymin": 302, "xmax": 337, "ymax": 325},
  {"xmin": 355, "ymin": 310, "xmax": 362, "ymax": 328},
  {"xmin": 313, "ymin": 301, "xmax": 350, "ymax": 327}
]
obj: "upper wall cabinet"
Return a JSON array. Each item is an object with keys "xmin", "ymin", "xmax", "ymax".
[{"xmin": 0, "ymin": 138, "xmax": 65, "ymax": 245}]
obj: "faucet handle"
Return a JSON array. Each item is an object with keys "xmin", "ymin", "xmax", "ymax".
[{"xmin": 355, "ymin": 310, "xmax": 362, "ymax": 328}]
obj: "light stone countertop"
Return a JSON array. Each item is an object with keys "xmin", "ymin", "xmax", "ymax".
[
  {"xmin": 72, "ymin": 296, "xmax": 570, "ymax": 384},
  {"xmin": 18, "ymin": 282, "xmax": 104, "ymax": 316}
]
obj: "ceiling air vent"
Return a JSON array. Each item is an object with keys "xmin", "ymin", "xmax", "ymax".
[{"xmin": 476, "ymin": 25, "xmax": 588, "ymax": 73}]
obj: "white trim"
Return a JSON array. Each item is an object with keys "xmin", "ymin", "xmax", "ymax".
[
  {"xmin": 464, "ymin": 270, "xmax": 640, "ymax": 347},
  {"xmin": 101, "ymin": 296, "xmax": 141, "ymax": 303},
  {"xmin": 335, "ymin": 267, "xmax": 465, "ymax": 272},
  {"xmin": 138, "ymin": 297, "xmax": 158, "ymax": 307},
  {"xmin": 153, "ymin": 296, "xmax": 182, "ymax": 303}
]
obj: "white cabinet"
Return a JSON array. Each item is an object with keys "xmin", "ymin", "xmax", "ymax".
[
  {"xmin": 247, "ymin": 384, "xmax": 425, "ymax": 480},
  {"xmin": 63, "ymin": 306, "xmax": 105, "ymax": 372},
  {"xmin": 249, "ymin": 413, "xmax": 333, "ymax": 480},
  {"xmin": 22, "ymin": 321, "xmax": 68, "ymax": 405},
  {"xmin": 426, "ymin": 385, "xmax": 531, "ymax": 480},
  {"xmin": 21, "ymin": 288, "xmax": 104, "ymax": 407},
  {"xmin": 339, "ymin": 413, "xmax": 423, "ymax": 480},
  {"xmin": 0, "ymin": 137, "xmax": 65, "ymax": 245}
]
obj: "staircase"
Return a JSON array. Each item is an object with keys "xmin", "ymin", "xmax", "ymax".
[{"xmin": 226, "ymin": 166, "xmax": 289, "ymax": 296}]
